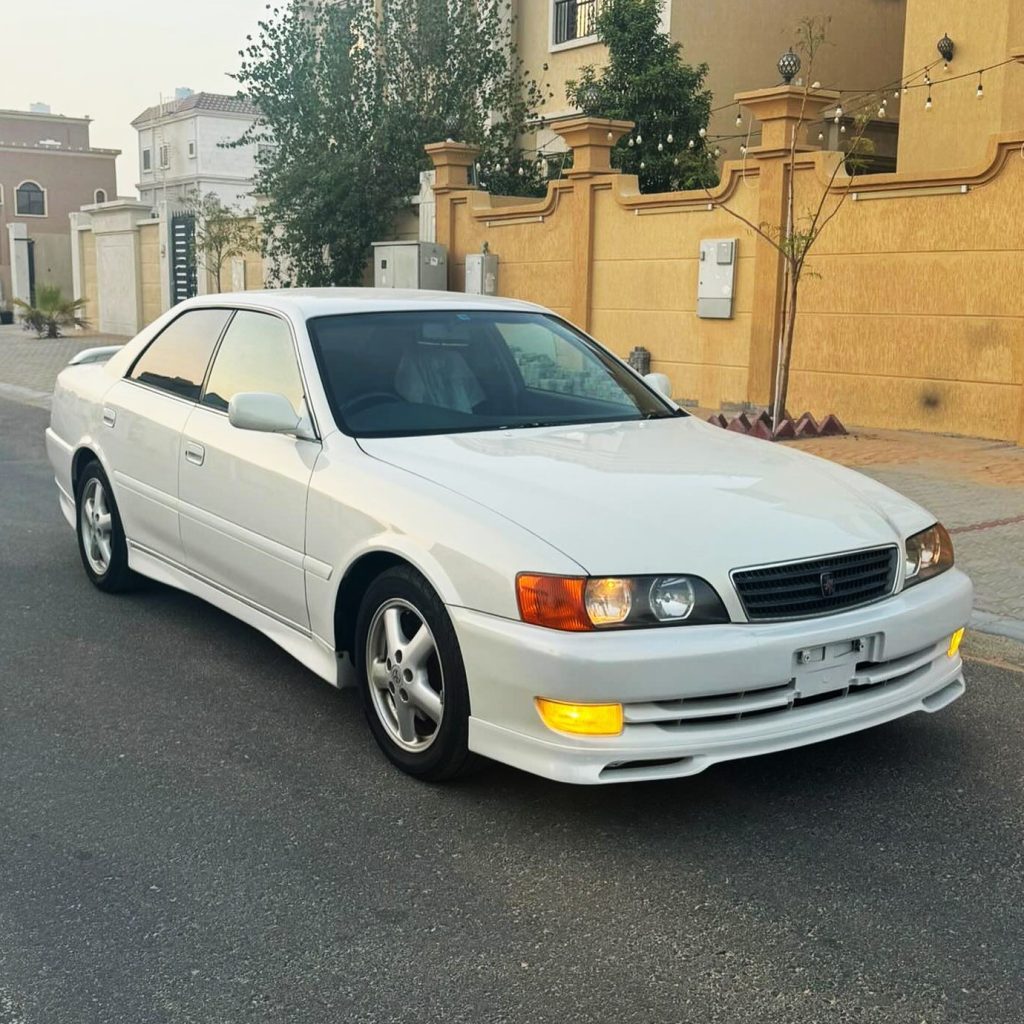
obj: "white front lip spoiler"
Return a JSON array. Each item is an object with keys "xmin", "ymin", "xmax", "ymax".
[{"xmin": 452, "ymin": 568, "xmax": 973, "ymax": 784}]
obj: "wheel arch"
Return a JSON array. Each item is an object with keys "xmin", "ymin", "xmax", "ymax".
[
  {"xmin": 71, "ymin": 444, "xmax": 105, "ymax": 495},
  {"xmin": 332, "ymin": 547, "xmax": 456, "ymax": 660}
]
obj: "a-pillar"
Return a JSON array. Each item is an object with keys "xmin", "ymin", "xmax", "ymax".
[{"xmin": 736, "ymin": 85, "xmax": 839, "ymax": 408}]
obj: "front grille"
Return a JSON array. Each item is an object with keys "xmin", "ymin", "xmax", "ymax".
[{"xmin": 732, "ymin": 545, "xmax": 899, "ymax": 621}]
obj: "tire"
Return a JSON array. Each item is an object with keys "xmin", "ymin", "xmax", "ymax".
[
  {"xmin": 355, "ymin": 565, "xmax": 480, "ymax": 782},
  {"xmin": 75, "ymin": 459, "xmax": 135, "ymax": 593}
]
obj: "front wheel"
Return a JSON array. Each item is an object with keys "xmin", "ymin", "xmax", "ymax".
[
  {"xmin": 356, "ymin": 566, "xmax": 480, "ymax": 782},
  {"xmin": 75, "ymin": 460, "xmax": 134, "ymax": 592}
]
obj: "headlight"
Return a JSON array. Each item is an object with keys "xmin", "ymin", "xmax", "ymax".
[
  {"xmin": 903, "ymin": 523, "xmax": 954, "ymax": 587},
  {"xmin": 517, "ymin": 573, "xmax": 729, "ymax": 631}
]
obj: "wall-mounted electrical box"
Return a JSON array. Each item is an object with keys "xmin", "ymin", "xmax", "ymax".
[
  {"xmin": 465, "ymin": 250, "xmax": 499, "ymax": 296},
  {"xmin": 372, "ymin": 240, "xmax": 448, "ymax": 290},
  {"xmin": 697, "ymin": 238, "xmax": 738, "ymax": 319}
]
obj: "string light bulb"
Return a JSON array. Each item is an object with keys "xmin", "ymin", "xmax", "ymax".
[
  {"xmin": 636, "ymin": 133, "xmax": 643, "ymax": 144},
  {"xmin": 607, "ymin": 131, "xmax": 614, "ymax": 141},
  {"xmin": 698, "ymin": 127, "xmax": 707, "ymax": 138},
  {"xmin": 628, "ymin": 137, "xmax": 635, "ymax": 147},
  {"xmin": 735, "ymin": 113, "xmax": 742, "ymax": 126},
  {"xmin": 639, "ymin": 161, "xmax": 646, "ymax": 169},
  {"xmin": 925, "ymin": 89, "xmax": 933, "ymax": 111},
  {"xmin": 977, "ymin": 73, "xmax": 984, "ymax": 99},
  {"xmin": 840, "ymin": 124, "xmax": 846, "ymax": 134},
  {"xmin": 657, "ymin": 141, "xmax": 664, "ymax": 152},
  {"xmin": 666, "ymin": 132, "xmax": 674, "ymax": 143},
  {"xmin": 878, "ymin": 105, "xmax": 886, "ymax": 118},
  {"xmin": 688, "ymin": 139, "xmax": 695, "ymax": 149},
  {"xmin": 713, "ymin": 147, "xmax": 721, "ymax": 157}
]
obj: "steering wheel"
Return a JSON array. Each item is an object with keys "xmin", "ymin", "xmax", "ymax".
[{"xmin": 341, "ymin": 391, "xmax": 400, "ymax": 415}]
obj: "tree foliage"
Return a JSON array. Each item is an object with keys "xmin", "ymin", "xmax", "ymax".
[
  {"xmin": 566, "ymin": 0, "xmax": 717, "ymax": 193},
  {"xmin": 234, "ymin": 0, "xmax": 548, "ymax": 286},
  {"xmin": 14, "ymin": 285, "xmax": 88, "ymax": 338},
  {"xmin": 180, "ymin": 190, "xmax": 260, "ymax": 293}
]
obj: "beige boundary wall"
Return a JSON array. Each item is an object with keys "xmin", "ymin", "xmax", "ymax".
[
  {"xmin": 428, "ymin": 93, "xmax": 1024, "ymax": 445},
  {"xmin": 72, "ymin": 201, "xmax": 265, "ymax": 337}
]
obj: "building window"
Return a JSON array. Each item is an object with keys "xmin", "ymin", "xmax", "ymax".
[
  {"xmin": 188, "ymin": 140, "xmax": 196, "ymax": 158},
  {"xmin": 15, "ymin": 181, "xmax": 46, "ymax": 217},
  {"xmin": 553, "ymin": 0, "xmax": 601, "ymax": 46},
  {"xmin": 94, "ymin": 189, "xmax": 107, "ymax": 204},
  {"xmin": 159, "ymin": 145, "xmax": 169, "ymax": 168},
  {"xmin": 142, "ymin": 148, "xmax": 152, "ymax": 171}
]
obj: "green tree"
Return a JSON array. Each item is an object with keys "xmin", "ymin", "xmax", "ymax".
[
  {"xmin": 566, "ymin": 0, "xmax": 716, "ymax": 193},
  {"xmin": 14, "ymin": 285, "xmax": 88, "ymax": 338},
  {"xmin": 234, "ymin": 0, "xmax": 548, "ymax": 286},
  {"xmin": 180, "ymin": 190, "xmax": 260, "ymax": 293}
]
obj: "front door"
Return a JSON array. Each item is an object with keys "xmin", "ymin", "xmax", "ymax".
[{"xmin": 178, "ymin": 309, "xmax": 318, "ymax": 630}]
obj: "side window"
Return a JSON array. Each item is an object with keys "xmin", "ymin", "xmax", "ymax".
[
  {"xmin": 128, "ymin": 308, "xmax": 232, "ymax": 401},
  {"xmin": 496, "ymin": 320, "xmax": 627, "ymax": 404},
  {"xmin": 202, "ymin": 310, "xmax": 304, "ymax": 414}
]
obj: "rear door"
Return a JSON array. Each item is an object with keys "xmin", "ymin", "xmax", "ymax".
[
  {"xmin": 178, "ymin": 309, "xmax": 319, "ymax": 630},
  {"xmin": 101, "ymin": 308, "xmax": 231, "ymax": 565}
]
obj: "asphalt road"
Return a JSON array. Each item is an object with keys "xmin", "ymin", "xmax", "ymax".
[{"xmin": 1, "ymin": 395, "xmax": 1022, "ymax": 1024}]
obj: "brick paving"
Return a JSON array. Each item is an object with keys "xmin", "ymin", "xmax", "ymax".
[
  {"xmin": 792, "ymin": 430, "xmax": 1024, "ymax": 639},
  {"xmin": 2, "ymin": 324, "xmax": 1021, "ymax": 638},
  {"xmin": 0, "ymin": 323, "xmax": 127, "ymax": 407}
]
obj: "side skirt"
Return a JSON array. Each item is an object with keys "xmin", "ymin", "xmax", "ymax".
[{"xmin": 127, "ymin": 540, "xmax": 342, "ymax": 686}]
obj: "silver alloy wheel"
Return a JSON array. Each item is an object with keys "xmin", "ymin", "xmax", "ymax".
[
  {"xmin": 365, "ymin": 598, "xmax": 445, "ymax": 752},
  {"xmin": 80, "ymin": 477, "xmax": 113, "ymax": 576}
]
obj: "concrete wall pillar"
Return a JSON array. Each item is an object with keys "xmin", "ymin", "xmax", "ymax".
[
  {"xmin": 7, "ymin": 223, "xmax": 31, "ymax": 305},
  {"xmin": 736, "ymin": 86, "xmax": 840, "ymax": 407},
  {"xmin": 89, "ymin": 200, "xmax": 154, "ymax": 336}
]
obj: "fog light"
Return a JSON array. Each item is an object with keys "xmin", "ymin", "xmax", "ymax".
[
  {"xmin": 535, "ymin": 697, "xmax": 624, "ymax": 736},
  {"xmin": 948, "ymin": 627, "xmax": 965, "ymax": 658}
]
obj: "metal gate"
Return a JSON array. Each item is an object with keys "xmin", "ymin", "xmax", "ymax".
[{"xmin": 170, "ymin": 212, "xmax": 197, "ymax": 304}]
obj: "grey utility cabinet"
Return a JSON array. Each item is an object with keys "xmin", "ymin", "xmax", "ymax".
[{"xmin": 372, "ymin": 241, "xmax": 448, "ymax": 290}]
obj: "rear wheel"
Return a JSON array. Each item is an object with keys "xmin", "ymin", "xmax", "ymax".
[
  {"xmin": 75, "ymin": 460, "xmax": 134, "ymax": 592},
  {"xmin": 356, "ymin": 566, "xmax": 479, "ymax": 781}
]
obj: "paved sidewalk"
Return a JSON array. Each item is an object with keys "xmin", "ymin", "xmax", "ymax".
[
  {"xmin": 0, "ymin": 323, "xmax": 126, "ymax": 408},
  {"xmin": 790, "ymin": 429, "xmax": 1024, "ymax": 640}
]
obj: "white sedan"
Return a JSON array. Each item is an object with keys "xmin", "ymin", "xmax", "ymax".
[{"xmin": 46, "ymin": 290, "xmax": 973, "ymax": 784}]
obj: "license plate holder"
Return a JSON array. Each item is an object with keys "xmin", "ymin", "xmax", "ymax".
[{"xmin": 792, "ymin": 633, "xmax": 881, "ymax": 698}]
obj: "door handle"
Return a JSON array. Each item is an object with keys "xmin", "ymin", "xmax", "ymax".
[
  {"xmin": 102, "ymin": 407, "xmax": 116, "ymax": 428},
  {"xmin": 183, "ymin": 441, "xmax": 205, "ymax": 466}
]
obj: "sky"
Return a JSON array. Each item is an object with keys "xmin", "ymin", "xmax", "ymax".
[{"xmin": 5, "ymin": 0, "xmax": 269, "ymax": 195}]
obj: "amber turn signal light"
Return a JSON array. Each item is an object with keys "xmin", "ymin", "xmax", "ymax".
[
  {"xmin": 516, "ymin": 574, "xmax": 591, "ymax": 631},
  {"xmin": 535, "ymin": 697, "xmax": 624, "ymax": 737}
]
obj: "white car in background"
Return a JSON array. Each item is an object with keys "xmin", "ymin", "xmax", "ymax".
[{"xmin": 46, "ymin": 290, "xmax": 973, "ymax": 784}]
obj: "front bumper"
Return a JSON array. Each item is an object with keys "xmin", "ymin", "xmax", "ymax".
[{"xmin": 453, "ymin": 568, "xmax": 973, "ymax": 784}]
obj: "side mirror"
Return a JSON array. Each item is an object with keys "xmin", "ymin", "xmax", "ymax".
[
  {"xmin": 228, "ymin": 392, "xmax": 302, "ymax": 434},
  {"xmin": 644, "ymin": 372, "xmax": 672, "ymax": 399}
]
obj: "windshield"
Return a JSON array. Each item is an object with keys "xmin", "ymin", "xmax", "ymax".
[{"xmin": 306, "ymin": 310, "xmax": 680, "ymax": 438}]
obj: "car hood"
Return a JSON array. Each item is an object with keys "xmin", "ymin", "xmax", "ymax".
[{"xmin": 358, "ymin": 417, "xmax": 933, "ymax": 578}]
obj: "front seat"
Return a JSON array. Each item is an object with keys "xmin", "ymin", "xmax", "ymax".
[{"xmin": 394, "ymin": 343, "xmax": 485, "ymax": 413}]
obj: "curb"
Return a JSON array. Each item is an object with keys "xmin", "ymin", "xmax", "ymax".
[
  {"xmin": 0, "ymin": 382, "xmax": 51, "ymax": 408},
  {"xmin": 970, "ymin": 611, "xmax": 1024, "ymax": 645}
]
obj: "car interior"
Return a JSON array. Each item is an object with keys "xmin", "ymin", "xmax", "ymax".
[{"xmin": 307, "ymin": 310, "xmax": 666, "ymax": 437}]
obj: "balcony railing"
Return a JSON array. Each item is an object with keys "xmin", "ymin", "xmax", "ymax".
[{"xmin": 553, "ymin": 0, "xmax": 601, "ymax": 46}]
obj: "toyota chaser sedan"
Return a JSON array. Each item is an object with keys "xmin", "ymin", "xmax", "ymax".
[{"xmin": 46, "ymin": 290, "xmax": 973, "ymax": 784}]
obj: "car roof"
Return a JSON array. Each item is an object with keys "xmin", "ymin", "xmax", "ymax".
[{"xmin": 182, "ymin": 288, "xmax": 548, "ymax": 317}]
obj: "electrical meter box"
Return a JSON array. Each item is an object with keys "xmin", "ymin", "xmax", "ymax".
[
  {"xmin": 697, "ymin": 238, "xmax": 738, "ymax": 319},
  {"xmin": 372, "ymin": 241, "xmax": 448, "ymax": 290},
  {"xmin": 465, "ymin": 251, "xmax": 499, "ymax": 296}
]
